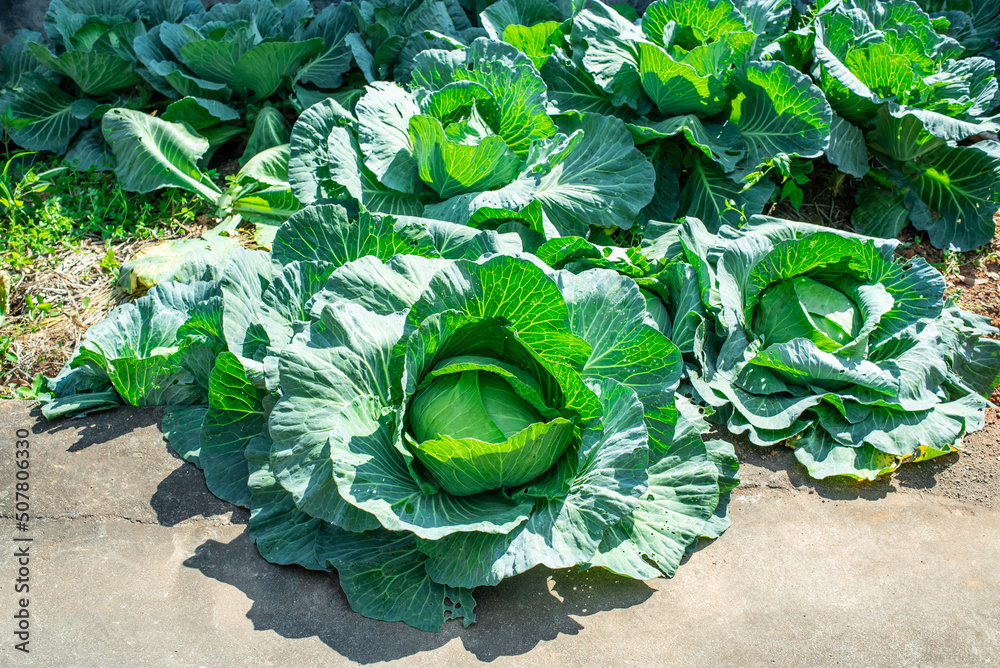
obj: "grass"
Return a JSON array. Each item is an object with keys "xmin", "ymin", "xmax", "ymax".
[
  {"xmin": 0, "ymin": 139, "xmax": 214, "ymax": 399},
  {"xmin": 2, "ymin": 156, "xmax": 208, "ymax": 271}
]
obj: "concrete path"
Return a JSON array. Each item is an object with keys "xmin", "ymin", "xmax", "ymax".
[{"xmin": 0, "ymin": 400, "xmax": 997, "ymax": 667}]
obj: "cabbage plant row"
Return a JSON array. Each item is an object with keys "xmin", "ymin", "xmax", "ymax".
[
  {"xmin": 41, "ymin": 201, "xmax": 1000, "ymax": 628},
  {"xmin": 30, "ymin": 0, "xmax": 1000, "ymax": 632},
  {"xmin": 1, "ymin": 0, "xmax": 999, "ymax": 249},
  {"xmin": 0, "ymin": 0, "xmax": 487, "ymax": 166}
]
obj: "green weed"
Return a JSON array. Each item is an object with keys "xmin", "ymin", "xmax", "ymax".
[{"xmin": 1, "ymin": 136, "xmax": 212, "ymax": 272}]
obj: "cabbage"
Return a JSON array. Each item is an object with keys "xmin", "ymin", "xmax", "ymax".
[
  {"xmin": 670, "ymin": 216, "xmax": 1000, "ymax": 480},
  {"xmin": 45, "ymin": 205, "xmax": 737, "ymax": 631}
]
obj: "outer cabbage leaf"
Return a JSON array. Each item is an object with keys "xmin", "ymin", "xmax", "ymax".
[
  {"xmin": 678, "ymin": 155, "xmax": 774, "ymax": 232},
  {"xmin": 731, "ymin": 61, "xmax": 832, "ymax": 175},
  {"xmin": 588, "ymin": 395, "xmax": 722, "ymax": 578},
  {"xmin": 102, "ymin": 108, "xmax": 223, "ymax": 202},
  {"xmin": 297, "ymin": 2, "xmax": 356, "ymax": 89},
  {"xmin": 197, "ymin": 352, "xmax": 266, "ymax": 507},
  {"xmin": 66, "ymin": 282, "xmax": 216, "ymax": 407},
  {"xmin": 869, "ymin": 110, "xmax": 1000, "ymax": 251},
  {"xmin": 287, "ymin": 97, "xmax": 355, "ymax": 204},
  {"xmin": 161, "ymin": 97, "xmax": 241, "ymax": 130},
  {"xmin": 540, "ymin": 50, "xmax": 620, "ymax": 116},
  {"xmin": 65, "ymin": 127, "xmax": 114, "ymax": 171},
  {"xmin": 0, "ymin": 73, "xmax": 86, "ymax": 153},
  {"xmin": 850, "ymin": 182, "xmax": 910, "ymax": 239},
  {"xmin": 26, "ymin": 43, "xmax": 142, "ymax": 96},
  {"xmin": 570, "ymin": 0, "xmax": 651, "ymax": 113},
  {"xmin": 355, "ymin": 82, "xmax": 422, "ymax": 194},
  {"xmin": 0, "ymin": 30, "xmax": 42, "ymax": 90},
  {"xmin": 627, "ymin": 115, "xmax": 744, "ymax": 172},
  {"xmin": 242, "ymin": 105, "xmax": 290, "ymax": 165},
  {"xmin": 271, "ymin": 203, "xmax": 439, "ymax": 266}
]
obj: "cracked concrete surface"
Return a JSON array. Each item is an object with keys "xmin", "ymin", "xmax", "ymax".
[{"xmin": 0, "ymin": 399, "xmax": 998, "ymax": 667}]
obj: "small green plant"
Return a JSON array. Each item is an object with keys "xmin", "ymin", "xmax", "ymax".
[
  {"xmin": 0, "ymin": 150, "xmax": 65, "ymax": 225},
  {"xmin": 0, "ymin": 335, "xmax": 15, "ymax": 366},
  {"xmin": 98, "ymin": 248, "xmax": 119, "ymax": 275},
  {"xmin": 937, "ymin": 249, "xmax": 963, "ymax": 277},
  {"xmin": 22, "ymin": 294, "xmax": 59, "ymax": 330},
  {"xmin": 13, "ymin": 374, "xmax": 50, "ymax": 400},
  {"xmin": 776, "ymin": 159, "xmax": 814, "ymax": 212},
  {"xmin": 721, "ymin": 198, "xmax": 751, "ymax": 226},
  {"xmin": 0, "ymin": 377, "xmax": 52, "ymax": 402},
  {"xmin": 46, "ymin": 168, "xmax": 206, "ymax": 240},
  {"xmin": 0, "ymin": 151, "xmax": 211, "ymax": 273},
  {"xmin": 0, "ymin": 270, "xmax": 9, "ymax": 326}
]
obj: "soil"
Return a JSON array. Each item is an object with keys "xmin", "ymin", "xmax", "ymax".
[
  {"xmin": 0, "ymin": 220, "xmax": 218, "ymax": 394},
  {"xmin": 768, "ymin": 163, "xmax": 862, "ymax": 232},
  {"xmin": 730, "ymin": 406, "xmax": 1000, "ymax": 509},
  {"xmin": 1, "ymin": 236, "xmax": 133, "ymax": 390}
]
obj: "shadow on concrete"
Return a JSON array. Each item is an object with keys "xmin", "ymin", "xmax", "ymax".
[
  {"xmin": 151, "ymin": 463, "xmax": 246, "ymax": 527},
  {"xmin": 31, "ymin": 404, "xmax": 165, "ymax": 452},
  {"xmin": 184, "ymin": 533, "xmax": 453, "ymax": 663},
  {"xmin": 461, "ymin": 565, "xmax": 654, "ymax": 661},
  {"xmin": 184, "ymin": 532, "xmax": 654, "ymax": 663}
]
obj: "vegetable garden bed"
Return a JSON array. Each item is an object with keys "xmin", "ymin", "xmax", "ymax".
[{"xmin": 1, "ymin": 0, "xmax": 999, "ymax": 634}]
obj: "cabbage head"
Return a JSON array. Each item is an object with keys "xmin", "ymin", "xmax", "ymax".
[{"xmin": 683, "ymin": 216, "xmax": 1000, "ymax": 480}]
